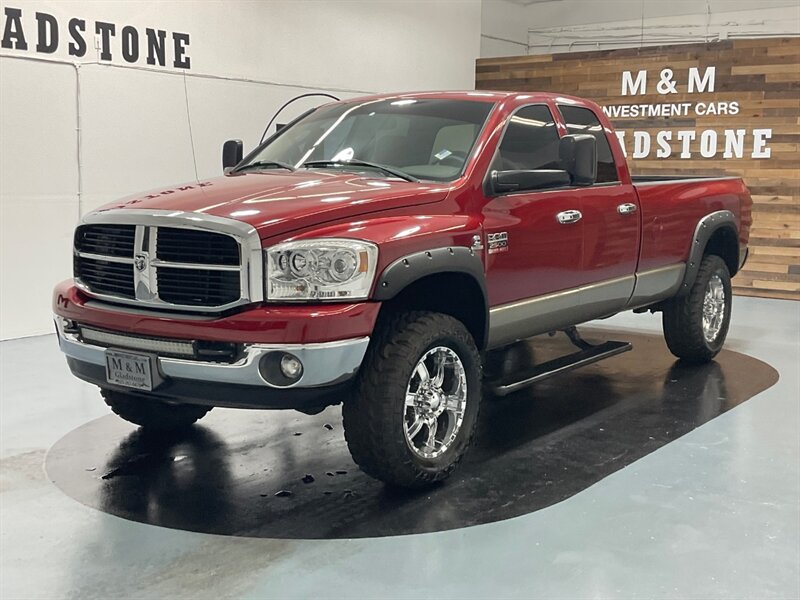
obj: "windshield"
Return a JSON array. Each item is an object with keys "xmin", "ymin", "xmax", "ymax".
[{"xmin": 240, "ymin": 98, "xmax": 495, "ymax": 182}]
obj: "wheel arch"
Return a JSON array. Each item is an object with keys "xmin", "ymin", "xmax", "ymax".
[
  {"xmin": 679, "ymin": 210, "xmax": 739, "ymax": 296},
  {"xmin": 373, "ymin": 247, "xmax": 488, "ymax": 350}
]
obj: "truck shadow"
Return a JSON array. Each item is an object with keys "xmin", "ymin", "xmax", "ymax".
[{"xmin": 45, "ymin": 328, "xmax": 778, "ymax": 539}]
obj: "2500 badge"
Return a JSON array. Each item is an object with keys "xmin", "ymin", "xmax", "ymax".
[{"xmin": 487, "ymin": 232, "xmax": 508, "ymax": 254}]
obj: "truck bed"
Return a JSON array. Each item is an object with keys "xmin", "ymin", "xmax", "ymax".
[{"xmin": 631, "ymin": 175, "xmax": 752, "ymax": 272}]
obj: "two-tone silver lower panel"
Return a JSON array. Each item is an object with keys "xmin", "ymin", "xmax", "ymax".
[{"xmin": 487, "ymin": 263, "xmax": 685, "ymax": 349}]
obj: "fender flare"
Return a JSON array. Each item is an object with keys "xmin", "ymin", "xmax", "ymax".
[
  {"xmin": 372, "ymin": 246, "xmax": 489, "ymax": 347},
  {"xmin": 679, "ymin": 210, "xmax": 738, "ymax": 296}
]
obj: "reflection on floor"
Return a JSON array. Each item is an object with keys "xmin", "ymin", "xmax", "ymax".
[{"xmin": 46, "ymin": 328, "xmax": 777, "ymax": 539}]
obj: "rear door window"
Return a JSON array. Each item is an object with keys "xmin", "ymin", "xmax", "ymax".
[{"xmin": 557, "ymin": 105, "xmax": 619, "ymax": 183}]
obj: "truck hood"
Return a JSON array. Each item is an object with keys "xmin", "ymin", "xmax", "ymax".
[{"xmin": 100, "ymin": 171, "xmax": 451, "ymax": 238}]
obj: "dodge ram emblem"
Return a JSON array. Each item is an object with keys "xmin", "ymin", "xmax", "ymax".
[{"xmin": 134, "ymin": 254, "xmax": 147, "ymax": 272}]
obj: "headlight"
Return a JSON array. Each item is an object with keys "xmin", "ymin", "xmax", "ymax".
[{"xmin": 265, "ymin": 239, "xmax": 378, "ymax": 301}]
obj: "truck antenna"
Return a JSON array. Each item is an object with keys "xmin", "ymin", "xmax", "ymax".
[{"xmin": 259, "ymin": 92, "xmax": 340, "ymax": 144}]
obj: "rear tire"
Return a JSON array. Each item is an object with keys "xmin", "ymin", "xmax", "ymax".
[
  {"xmin": 343, "ymin": 311, "xmax": 482, "ymax": 488},
  {"xmin": 662, "ymin": 254, "xmax": 732, "ymax": 364},
  {"xmin": 102, "ymin": 389, "xmax": 211, "ymax": 430}
]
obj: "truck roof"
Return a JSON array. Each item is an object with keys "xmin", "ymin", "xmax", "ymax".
[{"xmin": 341, "ymin": 90, "xmax": 591, "ymax": 106}]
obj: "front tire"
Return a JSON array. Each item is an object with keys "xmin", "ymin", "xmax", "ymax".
[
  {"xmin": 343, "ymin": 311, "xmax": 482, "ymax": 488},
  {"xmin": 662, "ymin": 254, "xmax": 732, "ymax": 364},
  {"xmin": 102, "ymin": 389, "xmax": 212, "ymax": 430}
]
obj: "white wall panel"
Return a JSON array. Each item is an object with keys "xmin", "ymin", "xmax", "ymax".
[
  {"xmin": 526, "ymin": 5, "xmax": 800, "ymax": 54},
  {"xmin": 0, "ymin": 57, "xmax": 78, "ymax": 339},
  {"xmin": 78, "ymin": 68, "xmax": 365, "ymax": 211},
  {"xmin": 78, "ymin": 67, "xmax": 197, "ymax": 212},
  {"xmin": 0, "ymin": 0, "xmax": 482, "ymax": 339},
  {"xmin": 480, "ymin": 0, "xmax": 800, "ymax": 57},
  {"xmin": 481, "ymin": 0, "xmax": 529, "ymax": 58},
  {"xmin": 526, "ymin": 0, "xmax": 800, "ymax": 29}
]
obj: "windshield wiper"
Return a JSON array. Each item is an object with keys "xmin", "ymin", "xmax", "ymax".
[
  {"xmin": 235, "ymin": 160, "xmax": 296, "ymax": 172},
  {"xmin": 301, "ymin": 160, "xmax": 419, "ymax": 182}
]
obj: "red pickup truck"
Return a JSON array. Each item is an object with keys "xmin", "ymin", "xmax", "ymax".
[{"xmin": 53, "ymin": 91, "xmax": 752, "ymax": 488}]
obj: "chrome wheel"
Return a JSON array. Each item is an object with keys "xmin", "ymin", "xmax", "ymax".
[
  {"xmin": 702, "ymin": 273, "xmax": 726, "ymax": 343},
  {"xmin": 404, "ymin": 346, "xmax": 468, "ymax": 459}
]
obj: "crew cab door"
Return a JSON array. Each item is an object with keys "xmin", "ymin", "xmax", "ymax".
[
  {"xmin": 555, "ymin": 104, "xmax": 640, "ymax": 283},
  {"xmin": 482, "ymin": 103, "xmax": 640, "ymax": 349},
  {"xmin": 482, "ymin": 104, "xmax": 585, "ymax": 306}
]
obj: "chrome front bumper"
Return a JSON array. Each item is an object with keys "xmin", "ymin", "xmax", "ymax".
[{"xmin": 54, "ymin": 316, "xmax": 369, "ymax": 390}]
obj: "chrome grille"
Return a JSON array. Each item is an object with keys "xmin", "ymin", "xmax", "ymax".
[
  {"xmin": 74, "ymin": 224, "xmax": 136, "ymax": 258},
  {"xmin": 73, "ymin": 211, "xmax": 262, "ymax": 313},
  {"xmin": 156, "ymin": 267, "xmax": 240, "ymax": 306},
  {"xmin": 156, "ymin": 227, "xmax": 240, "ymax": 266},
  {"xmin": 73, "ymin": 254, "xmax": 136, "ymax": 298}
]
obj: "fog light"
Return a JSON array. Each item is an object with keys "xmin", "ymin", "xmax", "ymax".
[
  {"xmin": 280, "ymin": 353, "xmax": 303, "ymax": 379},
  {"xmin": 258, "ymin": 351, "xmax": 304, "ymax": 387}
]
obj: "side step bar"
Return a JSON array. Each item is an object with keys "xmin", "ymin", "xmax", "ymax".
[{"xmin": 489, "ymin": 336, "xmax": 632, "ymax": 397}]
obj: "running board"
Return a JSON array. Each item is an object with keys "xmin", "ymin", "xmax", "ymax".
[{"xmin": 489, "ymin": 340, "xmax": 632, "ymax": 397}]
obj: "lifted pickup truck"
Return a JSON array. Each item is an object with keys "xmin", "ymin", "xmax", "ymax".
[{"xmin": 54, "ymin": 91, "xmax": 752, "ymax": 488}]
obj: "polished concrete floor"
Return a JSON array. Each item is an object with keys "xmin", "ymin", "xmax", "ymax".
[
  {"xmin": 1, "ymin": 296, "xmax": 799, "ymax": 599},
  {"xmin": 44, "ymin": 329, "xmax": 779, "ymax": 540}
]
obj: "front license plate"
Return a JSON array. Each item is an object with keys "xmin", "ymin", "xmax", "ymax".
[{"xmin": 105, "ymin": 349, "xmax": 154, "ymax": 391}]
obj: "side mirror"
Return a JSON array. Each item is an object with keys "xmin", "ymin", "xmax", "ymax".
[
  {"xmin": 559, "ymin": 134, "xmax": 596, "ymax": 186},
  {"xmin": 222, "ymin": 139, "xmax": 243, "ymax": 171},
  {"xmin": 491, "ymin": 169, "xmax": 571, "ymax": 194}
]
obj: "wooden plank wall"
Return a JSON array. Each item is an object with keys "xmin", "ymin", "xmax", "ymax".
[{"xmin": 476, "ymin": 37, "xmax": 800, "ymax": 300}]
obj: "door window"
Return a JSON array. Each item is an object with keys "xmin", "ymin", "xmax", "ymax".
[
  {"xmin": 557, "ymin": 105, "xmax": 619, "ymax": 183},
  {"xmin": 493, "ymin": 105, "xmax": 561, "ymax": 172}
]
